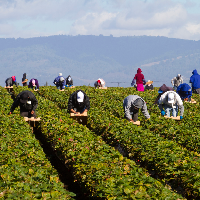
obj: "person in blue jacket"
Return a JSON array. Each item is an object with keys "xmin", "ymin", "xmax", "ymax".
[
  {"xmin": 190, "ymin": 69, "xmax": 200, "ymax": 94},
  {"xmin": 176, "ymin": 83, "xmax": 192, "ymax": 102},
  {"xmin": 53, "ymin": 73, "xmax": 66, "ymax": 90}
]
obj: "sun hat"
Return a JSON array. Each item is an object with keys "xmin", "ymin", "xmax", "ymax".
[{"xmin": 145, "ymin": 80, "xmax": 153, "ymax": 85}]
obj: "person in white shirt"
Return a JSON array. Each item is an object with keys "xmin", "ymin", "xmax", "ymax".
[
  {"xmin": 171, "ymin": 74, "xmax": 183, "ymax": 90},
  {"xmin": 94, "ymin": 78, "xmax": 106, "ymax": 88},
  {"xmin": 158, "ymin": 91, "xmax": 184, "ymax": 119}
]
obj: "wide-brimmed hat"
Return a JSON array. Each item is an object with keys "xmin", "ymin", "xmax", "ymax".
[{"xmin": 145, "ymin": 80, "xmax": 153, "ymax": 85}]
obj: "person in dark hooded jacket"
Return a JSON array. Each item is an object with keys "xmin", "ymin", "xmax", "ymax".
[
  {"xmin": 9, "ymin": 90, "xmax": 38, "ymax": 118},
  {"xmin": 154, "ymin": 84, "xmax": 173, "ymax": 105},
  {"xmin": 65, "ymin": 75, "xmax": 73, "ymax": 87},
  {"xmin": 131, "ymin": 68, "xmax": 146, "ymax": 91},
  {"xmin": 68, "ymin": 90, "xmax": 90, "ymax": 114},
  {"xmin": 190, "ymin": 69, "xmax": 200, "ymax": 94},
  {"xmin": 123, "ymin": 95, "xmax": 150, "ymax": 122},
  {"xmin": 176, "ymin": 83, "xmax": 192, "ymax": 102}
]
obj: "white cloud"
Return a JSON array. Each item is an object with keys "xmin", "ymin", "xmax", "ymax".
[{"xmin": 0, "ymin": 0, "xmax": 200, "ymax": 40}]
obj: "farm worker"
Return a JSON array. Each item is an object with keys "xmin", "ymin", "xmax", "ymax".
[
  {"xmin": 28, "ymin": 78, "xmax": 39, "ymax": 90},
  {"xmin": 154, "ymin": 84, "xmax": 173, "ymax": 104},
  {"xmin": 144, "ymin": 80, "xmax": 154, "ymax": 91},
  {"xmin": 22, "ymin": 73, "xmax": 28, "ymax": 86},
  {"xmin": 5, "ymin": 76, "xmax": 18, "ymax": 87},
  {"xmin": 190, "ymin": 69, "xmax": 200, "ymax": 94},
  {"xmin": 171, "ymin": 74, "xmax": 183, "ymax": 90},
  {"xmin": 9, "ymin": 90, "xmax": 38, "ymax": 118},
  {"xmin": 176, "ymin": 83, "xmax": 192, "ymax": 102},
  {"xmin": 94, "ymin": 78, "xmax": 106, "ymax": 88},
  {"xmin": 131, "ymin": 68, "xmax": 146, "ymax": 91},
  {"xmin": 68, "ymin": 90, "xmax": 90, "ymax": 114},
  {"xmin": 123, "ymin": 95, "xmax": 150, "ymax": 122},
  {"xmin": 53, "ymin": 73, "xmax": 66, "ymax": 90},
  {"xmin": 65, "ymin": 75, "xmax": 73, "ymax": 87},
  {"xmin": 158, "ymin": 91, "xmax": 184, "ymax": 119}
]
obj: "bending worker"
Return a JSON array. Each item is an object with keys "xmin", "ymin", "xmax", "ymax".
[
  {"xmin": 176, "ymin": 83, "xmax": 192, "ymax": 102},
  {"xmin": 94, "ymin": 78, "xmax": 106, "ymax": 88},
  {"xmin": 171, "ymin": 74, "xmax": 183, "ymax": 90},
  {"xmin": 123, "ymin": 95, "xmax": 150, "ymax": 122},
  {"xmin": 5, "ymin": 76, "xmax": 18, "ymax": 87},
  {"xmin": 68, "ymin": 90, "xmax": 90, "ymax": 114},
  {"xmin": 53, "ymin": 73, "xmax": 66, "ymax": 90},
  {"xmin": 28, "ymin": 78, "xmax": 39, "ymax": 90},
  {"xmin": 9, "ymin": 90, "xmax": 38, "ymax": 118},
  {"xmin": 66, "ymin": 75, "xmax": 73, "ymax": 87},
  {"xmin": 158, "ymin": 91, "xmax": 184, "ymax": 119}
]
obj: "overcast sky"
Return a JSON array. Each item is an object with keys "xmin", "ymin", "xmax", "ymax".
[{"xmin": 0, "ymin": 0, "xmax": 200, "ymax": 40}]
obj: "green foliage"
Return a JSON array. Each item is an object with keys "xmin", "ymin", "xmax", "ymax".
[{"xmin": 0, "ymin": 87, "xmax": 75, "ymax": 199}]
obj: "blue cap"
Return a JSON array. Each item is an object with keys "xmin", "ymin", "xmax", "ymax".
[{"xmin": 158, "ymin": 90, "xmax": 163, "ymax": 93}]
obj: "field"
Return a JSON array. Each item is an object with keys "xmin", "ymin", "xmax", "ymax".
[{"xmin": 1, "ymin": 85, "xmax": 200, "ymax": 199}]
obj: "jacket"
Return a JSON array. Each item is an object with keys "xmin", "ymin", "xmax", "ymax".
[
  {"xmin": 5, "ymin": 77, "xmax": 18, "ymax": 87},
  {"xmin": 66, "ymin": 75, "xmax": 73, "ymax": 86},
  {"xmin": 68, "ymin": 90, "xmax": 90, "ymax": 111},
  {"xmin": 28, "ymin": 78, "xmax": 39, "ymax": 89},
  {"xmin": 10, "ymin": 90, "xmax": 38, "ymax": 113},
  {"xmin": 131, "ymin": 68, "xmax": 146, "ymax": 85},
  {"xmin": 123, "ymin": 95, "xmax": 150, "ymax": 120},
  {"xmin": 158, "ymin": 91, "xmax": 184, "ymax": 116},
  {"xmin": 190, "ymin": 69, "xmax": 200, "ymax": 89},
  {"xmin": 171, "ymin": 76, "xmax": 183, "ymax": 87},
  {"xmin": 176, "ymin": 83, "xmax": 192, "ymax": 100},
  {"xmin": 53, "ymin": 76, "xmax": 66, "ymax": 89}
]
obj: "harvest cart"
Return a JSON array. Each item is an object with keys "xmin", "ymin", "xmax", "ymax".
[
  {"xmin": 4, "ymin": 86, "xmax": 13, "ymax": 92},
  {"xmin": 164, "ymin": 116, "xmax": 181, "ymax": 120},
  {"xmin": 131, "ymin": 121, "xmax": 140, "ymax": 125},
  {"xmin": 70, "ymin": 112, "xmax": 87, "ymax": 125}
]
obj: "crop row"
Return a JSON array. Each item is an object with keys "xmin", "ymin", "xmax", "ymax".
[
  {"xmin": 36, "ymin": 86, "xmax": 200, "ymax": 198},
  {"xmin": 0, "ymin": 87, "xmax": 75, "ymax": 199},
  {"xmin": 11, "ymin": 86, "xmax": 185, "ymax": 199}
]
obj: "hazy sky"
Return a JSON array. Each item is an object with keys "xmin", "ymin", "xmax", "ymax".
[{"xmin": 0, "ymin": 0, "xmax": 200, "ymax": 40}]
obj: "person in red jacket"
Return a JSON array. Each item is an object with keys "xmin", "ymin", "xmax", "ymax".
[{"xmin": 131, "ymin": 68, "xmax": 146, "ymax": 91}]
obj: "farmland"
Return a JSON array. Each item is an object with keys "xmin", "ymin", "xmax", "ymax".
[{"xmin": 1, "ymin": 85, "xmax": 200, "ymax": 199}]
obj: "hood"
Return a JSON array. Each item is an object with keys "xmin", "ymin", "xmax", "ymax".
[
  {"xmin": 192, "ymin": 69, "xmax": 198, "ymax": 75},
  {"xmin": 133, "ymin": 98, "xmax": 144, "ymax": 109},
  {"xmin": 137, "ymin": 68, "xmax": 142, "ymax": 73},
  {"xmin": 159, "ymin": 84, "xmax": 173, "ymax": 93}
]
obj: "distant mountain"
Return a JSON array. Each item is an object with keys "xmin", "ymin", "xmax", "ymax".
[{"xmin": 0, "ymin": 35, "xmax": 200, "ymax": 87}]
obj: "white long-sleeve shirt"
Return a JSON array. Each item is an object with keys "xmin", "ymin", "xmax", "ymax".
[{"xmin": 158, "ymin": 91, "xmax": 184, "ymax": 116}]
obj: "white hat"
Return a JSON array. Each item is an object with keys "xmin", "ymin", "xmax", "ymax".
[
  {"xmin": 77, "ymin": 91, "xmax": 84, "ymax": 102},
  {"xmin": 59, "ymin": 73, "xmax": 62, "ymax": 76},
  {"xmin": 168, "ymin": 93, "xmax": 175, "ymax": 103}
]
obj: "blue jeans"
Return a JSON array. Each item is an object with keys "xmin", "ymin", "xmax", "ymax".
[
  {"xmin": 173, "ymin": 86, "xmax": 178, "ymax": 91},
  {"xmin": 164, "ymin": 105, "xmax": 178, "ymax": 117}
]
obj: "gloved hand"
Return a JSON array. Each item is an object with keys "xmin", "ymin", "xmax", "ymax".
[
  {"xmin": 180, "ymin": 116, "xmax": 183, "ymax": 120},
  {"xmin": 161, "ymin": 110, "xmax": 165, "ymax": 116}
]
